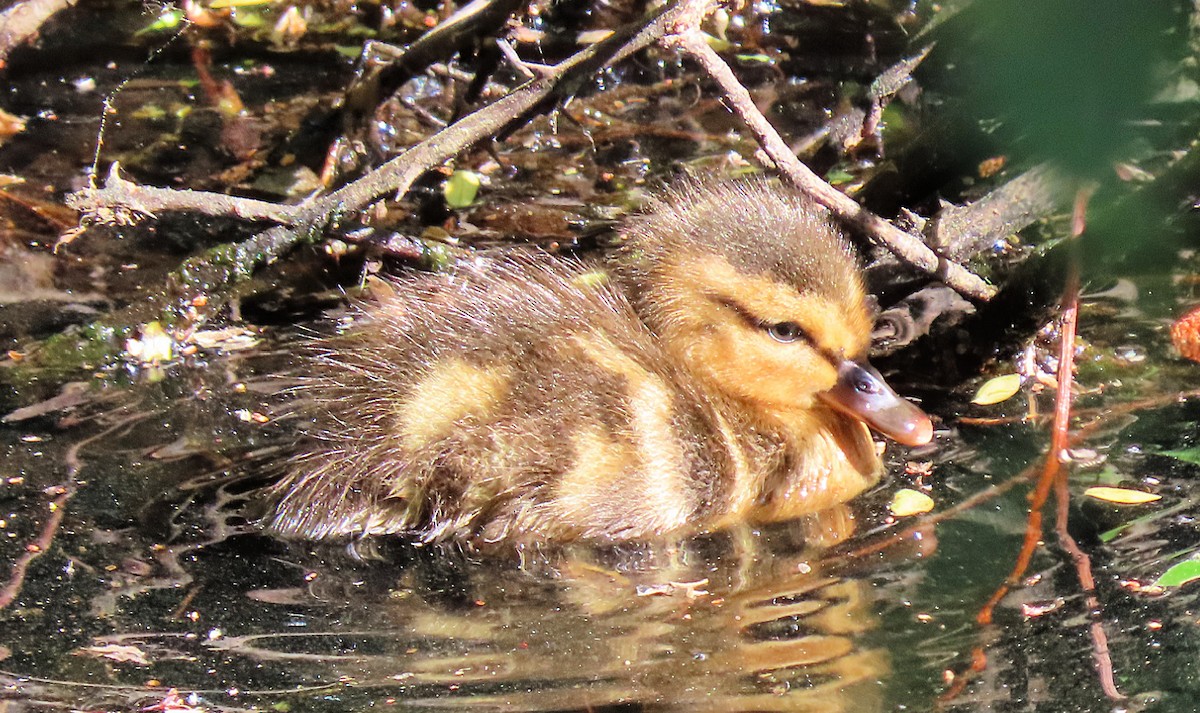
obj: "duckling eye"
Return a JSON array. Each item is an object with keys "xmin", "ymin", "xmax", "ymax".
[{"xmin": 767, "ymin": 321, "xmax": 805, "ymax": 343}]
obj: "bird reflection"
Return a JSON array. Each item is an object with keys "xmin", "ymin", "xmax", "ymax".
[{"xmin": 215, "ymin": 506, "xmax": 891, "ymax": 712}]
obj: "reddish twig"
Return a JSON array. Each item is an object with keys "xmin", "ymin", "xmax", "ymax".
[
  {"xmin": 1051, "ymin": 189, "xmax": 1122, "ymax": 699},
  {"xmin": 940, "ymin": 187, "xmax": 1125, "ymax": 702},
  {"xmin": 0, "ymin": 487, "xmax": 72, "ymax": 610}
]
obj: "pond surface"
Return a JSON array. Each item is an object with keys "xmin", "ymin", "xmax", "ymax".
[
  {"xmin": 2, "ymin": 268, "xmax": 1200, "ymax": 713},
  {"xmin": 2, "ymin": 2, "xmax": 1200, "ymax": 712}
]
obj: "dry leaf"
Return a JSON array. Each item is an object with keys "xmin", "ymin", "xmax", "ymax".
[
  {"xmin": 971, "ymin": 373, "xmax": 1022, "ymax": 405},
  {"xmin": 189, "ymin": 327, "xmax": 260, "ymax": 351},
  {"xmin": 0, "ymin": 108, "xmax": 25, "ymax": 141},
  {"xmin": 76, "ymin": 643, "xmax": 150, "ymax": 665},
  {"xmin": 890, "ymin": 488, "xmax": 935, "ymax": 517},
  {"xmin": 1083, "ymin": 486, "xmax": 1161, "ymax": 505}
]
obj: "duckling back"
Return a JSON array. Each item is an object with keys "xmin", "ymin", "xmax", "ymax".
[{"xmin": 270, "ymin": 257, "xmax": 733, "ymax": 543}]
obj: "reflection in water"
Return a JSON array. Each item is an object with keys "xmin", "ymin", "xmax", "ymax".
[
  {"xmin": 197, "ymin": 510, "xmax": 889, "ymax": 712},
  {"xmin": 215, "ymin": 511, "xmax": 887, "ymax": 711},
  {"xmin": 13, "ymin": 334, "xmax": 1200, "ymax": 710}
]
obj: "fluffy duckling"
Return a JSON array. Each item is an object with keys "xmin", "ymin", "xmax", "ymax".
[{"xmin": 269, "ymin": 178, "xmax": 932, "ymax": 543}]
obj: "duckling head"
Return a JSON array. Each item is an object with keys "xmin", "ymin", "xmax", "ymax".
[{"xmin": 616, "ymin": 178, "xmax": 932, "ymax": 448}]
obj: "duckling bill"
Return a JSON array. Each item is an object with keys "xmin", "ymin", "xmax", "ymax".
[{"xmin": 269, "ymin": 178, "xmax": 933, "ymax": 543}]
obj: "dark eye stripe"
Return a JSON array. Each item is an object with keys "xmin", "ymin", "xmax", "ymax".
[{"xmin": 711, "ymin": 295, "xmax": 816, "ymax": 348}]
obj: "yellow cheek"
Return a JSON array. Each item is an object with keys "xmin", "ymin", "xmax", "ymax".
[{"xmin": 693, "ymin": 329, "xmax": 838, "ymax": 407}]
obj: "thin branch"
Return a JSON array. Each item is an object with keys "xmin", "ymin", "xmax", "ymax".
[
  {"xmin": 68, "ymin": 162, "xmax": 304, "ymax": 225},
  {"xmin": 664, "ymin": 30, "xmax": 997, "ymax": 302},
  {"xmin": 1051, "ymin": 189, "xmax": 1121, "ymax": 700}
]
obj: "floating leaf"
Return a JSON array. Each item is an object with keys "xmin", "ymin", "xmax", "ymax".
[
  {"xmin": 889, "ymin": 489, "xmax": 935, "ymax": 517},
  {"xmin": 444, "ymin": 170, "xmax": 481, "ymax": 209},
  {"xmin": 1083, "ymin": 486, "xmax": 1161, "ymax": 505},
  {"xmin": 971, "ymin": 373, "xmax": 1022, "ymax": 405},
  {"xmin": 1159, "ymin": 447, "xmax": 1200, "ymax": 465},
  {"xmin": 1152, "ymin": 558, "xmax": 1200, "ymax": 588}
]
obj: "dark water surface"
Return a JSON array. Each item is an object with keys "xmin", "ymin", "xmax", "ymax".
[{"xmin": 3, "ymin": 301, "xmax": 1200, "ymax": 712}]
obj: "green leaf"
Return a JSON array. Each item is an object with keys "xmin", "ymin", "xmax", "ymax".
[
  {"xmin": 1159, "ymin": 447, "xmax": 1200, "ymax": 465},
  {"xmin": 231, "ymin": 12, "xmax": 268, "ymax": 29},
  {"xmin": 971, "ymin": 373, "xmax": 1022, "ymax": 405},
  {"xmin": 1153, "ymin": 558, "xmax": 1200, "ymax": 588},
  {"xmin": 443, "ymin": 170, "xmax": 481, "ymax": 209},
  {"xmin": 702, "ymin": 33, "xmax": 732, "ymax": 52},
  {"xmin": 735, "ymin": 54, "xmax": 774, "ymax": 65},
  {"xmin": 136, "ymin": 9, "xmax": 183, "ymax": 36},
  {"xmin": 825, "ymin": 168, "xmax": 855, "ymax": 185}
]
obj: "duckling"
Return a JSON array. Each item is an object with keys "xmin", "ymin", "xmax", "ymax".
[{"xmin": 268, "ymin": 178, "xmax": 933, "ymax": 544}]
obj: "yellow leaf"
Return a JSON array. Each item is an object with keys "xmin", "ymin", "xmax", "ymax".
[
  {"xmin": 890, "ymin": 488, "xmax": 935, "ymax": 517},
  {"xmin": 1084, "ymin": 487, "xmax": 1161, "ymax": 505},
  {"xmin": 971, "ymin": 373, "xmax": 1022, "ymax": 405}
]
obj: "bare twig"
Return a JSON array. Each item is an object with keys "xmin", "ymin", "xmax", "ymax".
[
  {"xmin": 664, "ymin": 30, "xmax": 996, "ymax": 301},
  {"xmin": 1052, "ymin": 188, "xmax": 1121, "ymax": 700},
  {"xmin": 68, "ymin": 162, "xmax": 304, "ymax": 225},
  {"xmin": 0, "ymin": 487, "xmax": 71, "ymax": 610}
]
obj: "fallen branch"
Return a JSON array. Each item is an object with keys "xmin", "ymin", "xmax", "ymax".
[{"xmin": 67, "ymin": 162, "xmax": 304, "ymax": 226}]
